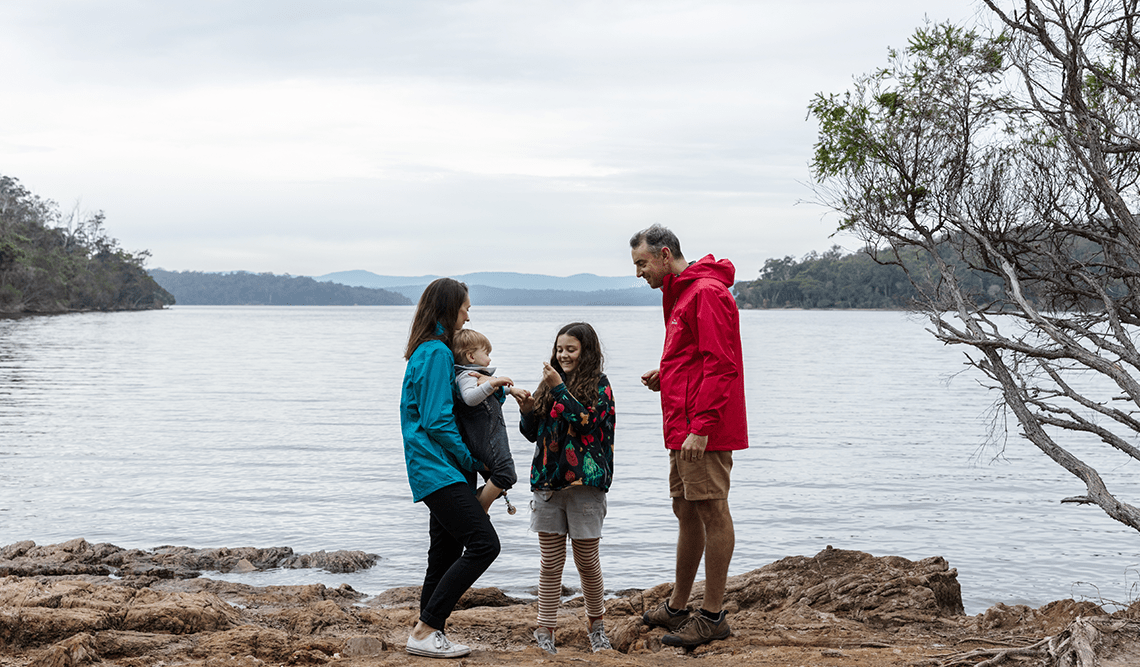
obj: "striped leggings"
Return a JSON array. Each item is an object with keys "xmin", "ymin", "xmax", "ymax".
[{"xmin": 536, "ymin": 532, "xmax": 605, "ymax": 629}]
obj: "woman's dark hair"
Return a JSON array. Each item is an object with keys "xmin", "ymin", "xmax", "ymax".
[
  {"xmin": 533, "ymin": 322, "xmax": 605, "ymax": 415},
  {"xmin": 404, "ymin": 278, "xmax": 469, "ymax": 360}
]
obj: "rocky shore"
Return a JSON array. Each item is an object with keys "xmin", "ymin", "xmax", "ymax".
[{"xmin": 2, "ymin": 539, "xmax": 1138, "ymax": 667}]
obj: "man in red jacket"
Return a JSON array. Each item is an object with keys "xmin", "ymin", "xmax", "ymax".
[{"xmin": 631, "ymin": 224, "xmax": 748, "ymax": 648}]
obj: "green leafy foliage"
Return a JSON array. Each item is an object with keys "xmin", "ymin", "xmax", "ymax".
[{"xmin": 0, "ymin": 175, "xmax": 173, "ymax": 313}]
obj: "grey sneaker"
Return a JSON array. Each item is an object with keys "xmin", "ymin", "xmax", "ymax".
[
  {"xmin": 642, "ymin": 600, "xmax": 690, "ymax": 632},
  {"xmin": 533, "ymin": 627, "xmax": 557, "ymax": 655},
  {"xmin": 587, "ymin": 619, "xmax": 613, "ymax": 652},
  {"xmin": 662, "ymin": 612, "xmax": 731, "ymax": 648},
  {"xmin": 406, "ymin": 630, "xmax": 471, "ymax": 658}
]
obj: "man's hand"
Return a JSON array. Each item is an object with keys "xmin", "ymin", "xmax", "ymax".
[
  {"xmin": 680, "ymin": 433, "xmax": 708, "ymax": 462},
  {"xmin": 641, "ymin": 368, "xmax": 661, "ymax": 392}
]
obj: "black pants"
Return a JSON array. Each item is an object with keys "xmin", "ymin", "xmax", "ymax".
[{"xmin": 419, "ymin": 482, "xmax": 501, "ymax": 630}]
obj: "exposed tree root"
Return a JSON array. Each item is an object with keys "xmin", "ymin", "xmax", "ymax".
[{"xmin": 938, "ymin": 617, "xmax": 1140, "ymax": 667}]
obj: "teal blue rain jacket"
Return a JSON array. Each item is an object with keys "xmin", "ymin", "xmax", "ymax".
[{"xmin": 401, "ymin": 339, "xmax": 480, "ymax": 502}]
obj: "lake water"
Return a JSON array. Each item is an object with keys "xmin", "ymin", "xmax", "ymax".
[{"xmin": 2, "ymin": 306, "xmax": 1139, "ymax": 615}]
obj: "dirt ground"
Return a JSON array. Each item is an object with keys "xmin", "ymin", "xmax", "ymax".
[{"xmin": 3, "ymin": 540, "xmax": 1140, "ymax": 667}]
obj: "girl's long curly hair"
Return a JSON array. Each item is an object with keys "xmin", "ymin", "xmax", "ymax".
[{"xmin": 532, "ymin": 322, "xmax": 605, "ymax": 416}]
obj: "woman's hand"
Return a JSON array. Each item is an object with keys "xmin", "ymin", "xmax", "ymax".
[{"xmin": 517, "ymin": 391, "xmax": 536, "ymax": 414}]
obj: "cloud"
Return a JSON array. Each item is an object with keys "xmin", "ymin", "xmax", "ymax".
[{"xmin": 0, "ymin": 0, "xmax": 982, "ymax": 277}]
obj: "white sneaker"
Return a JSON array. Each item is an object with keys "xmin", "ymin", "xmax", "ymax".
[
  {"xmin": 588, "ymin": 619, "xmax": 613, "ymax": 652},
  {"xmin": 406, "ymin": 630, "xmax": 471, "ymax": 658},
  {"xmin": 533, "ymin": 627, "xmax": 557, "ymax": 655}
]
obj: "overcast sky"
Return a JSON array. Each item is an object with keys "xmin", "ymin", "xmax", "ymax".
[{"xmin": 1, "ymin": 0, "xmax": 985, "ymax": 280}]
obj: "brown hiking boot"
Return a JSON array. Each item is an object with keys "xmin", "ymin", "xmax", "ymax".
[
  {"xmin": 642, "ymin": 601, "xmax": 690, "ymax": 632},
  {"xmin": 661, "ymin": 613, "xmax": 731, "ymax": 647}
]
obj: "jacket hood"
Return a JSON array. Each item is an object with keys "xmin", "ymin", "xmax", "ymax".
[{"xmin": 664, "ymin": 254, "xmax": 736, "ymax": 293}]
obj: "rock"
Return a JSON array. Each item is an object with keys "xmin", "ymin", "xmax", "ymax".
[
  {"xmin": 609, "ymin": 615, "xmax": 646, "ymax": 653},
  {"xmin": 367, "ymin": 585, "xmax": 421, "ymax": 607},
  {"xmin": 0, "ymin": 540, "xmax": 379, "ymax": 580},
  {"xmin": 456, "ymin": 586, "xmax": 528, "ymax": 609},
  {"xmin": 0, "ymin": 540, "xmax": 35, "ymax": 559},
  {"xmin": 367, "ymin": 584, "xmax": 526, "ymax": 610},
  {"xmin": 341, "ymin": 635, "xmax": 387, "ymax": 657},
  {"xmin": 0, "ymin": 577, "xmax": 237, "ymax": 645},
  {"xmin": 117, "ymin": 563, "xmax": 181, "ymax": 579},
  {"xmin": 232, "ymin": 558, "xmax": 257, "ymax": 574},
  {"xmin": 7, "ymin": 538, "xmax": 1120, "ymax": 667},
  {"xmin": 710, "ymin": 546, "xmax": 965, "ymax": 625},
  {"xmin": 120, "ymin": 589, "xmax": 239, "ymax": 634},
  {"xmin": 974, "ymin": 599, "xmax": 1106, "ymax": 634},
  {"xmin": 279, "ymin": 600, "xmax": 354, "ymax": 635},
  {"xmin": 0, "ymin": 608, "xmax": 114, "ymax": 647},
  {"xmin": 192, "ymin": 626, "xmax": 293, "ymax": 662},
  {"xmin": 28, "ymin": 632, "xmax": 99, "ymax": 667},
  {"xmin": 280, "ymin": 550, "xmax": 379, "ymax": 573},
  {"xmin": 95, "ymin": 630, "xmax": 189, "ymax": 658},
  {"xmin": 149, "ymin": 545, "xmax": 297, "ymax": 573}
]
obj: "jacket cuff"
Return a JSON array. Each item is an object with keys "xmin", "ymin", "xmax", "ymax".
[{"xmin": 688, "ymin": 417, "xmax": 713, "ymax": 436}]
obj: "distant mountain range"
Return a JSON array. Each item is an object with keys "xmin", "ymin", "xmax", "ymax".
[
  {"xmin": 147, "ymin": 269, "xmax": 663, "ymax": 306},
  {"xmin": 314, "ymin": 270, "xmax": 660, "ymax": 305}
]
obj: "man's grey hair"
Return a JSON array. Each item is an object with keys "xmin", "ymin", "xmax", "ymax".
[{"xmin": 629, "ymin": 224, "xmax": 683, "ymax": 259}]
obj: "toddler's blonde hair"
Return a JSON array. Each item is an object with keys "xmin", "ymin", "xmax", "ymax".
[{"xmin": 452, "ymin": 329, "xmax": 492, "ymax": 364}]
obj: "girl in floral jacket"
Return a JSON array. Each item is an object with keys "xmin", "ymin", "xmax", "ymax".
[{"xmin": 519, "ymin": 321, "xmax": 615, "ymax": 655}]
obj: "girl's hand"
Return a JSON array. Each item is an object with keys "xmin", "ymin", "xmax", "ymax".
[
  {"xmin": 517, "ymin": 392, "xmax": 536, "ymax": 414},
  {"xmin": 540, "ymin": 361, "xmax": 562, "ymax": 389}
]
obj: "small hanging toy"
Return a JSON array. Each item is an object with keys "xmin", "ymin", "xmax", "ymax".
[{"xmin": 502, "ymin": 492, "xmax": 517, "ymax": 515}]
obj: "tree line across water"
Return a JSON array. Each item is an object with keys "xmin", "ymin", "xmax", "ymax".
[
  {"xmin": 148, "ymin": 269, "xmax": 410, "ymax": 306},
  {"xmin": 0, "ymin": 175, "xmax": 173, "ymax": 314},
  {"xmin": 733, "ymin": 244, "xmax": 1005, "ymax": 310}
]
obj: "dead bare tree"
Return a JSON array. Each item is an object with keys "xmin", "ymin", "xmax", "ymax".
[{"xmin": 808, "ymin": 1, "xmax": 1140, "ymax": 531}]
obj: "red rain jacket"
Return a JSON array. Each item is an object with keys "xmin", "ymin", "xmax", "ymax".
[{"xmin": 658, "ymin": 255, "xmax": 749, "ymax": 451}]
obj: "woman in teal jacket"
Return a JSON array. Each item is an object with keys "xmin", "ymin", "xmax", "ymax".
[{"xmin": 400, "ymin": 278, "xmax": 500, "ymax": 659}]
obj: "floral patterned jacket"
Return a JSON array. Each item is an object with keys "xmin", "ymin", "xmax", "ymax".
[{"xmin": 521, "ymin": 374, "xmax": 615, "ymax": 492}]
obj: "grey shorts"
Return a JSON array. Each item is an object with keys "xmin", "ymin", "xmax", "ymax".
[{"xmin": 529, "ymin": 486, "xmax": 607, "ymax": 539}]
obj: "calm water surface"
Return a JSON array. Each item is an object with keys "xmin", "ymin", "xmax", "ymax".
[{"xmin": 2, "ymin": 306, "xmax": 1138, "ymax": 614}]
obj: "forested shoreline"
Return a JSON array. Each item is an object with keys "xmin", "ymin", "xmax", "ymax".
[
  {"xmin": 149, "ymin": 269, "xmax": 411, "ymax": 306},
  {"xmin": 734, "ymin": 245, "xmax": 1005, "ymax": 309},
  {"xmin": 0, "ymin": 175, "xmax": 173, "ymax": 314},
  {"xmin": 1, "ymin": 172, "xmax": 1016, "ymax": 314}
]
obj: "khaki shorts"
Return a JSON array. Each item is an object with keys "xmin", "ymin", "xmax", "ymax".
[{"xmin": 669, "ymin": 450, "xmax": 733, "ymax": 501}]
